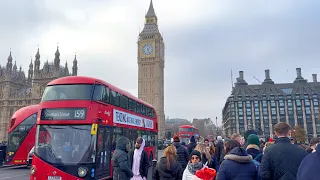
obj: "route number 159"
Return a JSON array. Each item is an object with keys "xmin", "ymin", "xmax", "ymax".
[{"xmin": 74, "ymin": 109, "xmax": 85, "ymax": 118}]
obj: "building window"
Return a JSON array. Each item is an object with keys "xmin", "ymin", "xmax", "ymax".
[
  {"xmin": 262, "ymin": 101, "xmax": 267, "ymax": 107},
  {"xmin": 279, "ymin": 100, "xmax": 284, "ymax": 107},
  {"xmin": 305, "ymin": 100, "xmax": 310, "ymax": 106},
  {"xmin": 270, "ymin": 100, "xmax": 276, "ymax": 107},
  {"xmin": 281, "ymin": 88, "xmax": 293, "ymax": 95},
  {"xmin": 296, "ymin": 100, "xmax": 301, "ymax": 106},
  {"xmin": 246, "ymin": 101, "xmax": 251, "ymax": 107},
  {"xmin": 238, "ymin": 102, "xmax": 243, "ymax": 107}
]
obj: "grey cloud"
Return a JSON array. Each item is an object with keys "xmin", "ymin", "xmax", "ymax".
[{"xmin": 1, "ymin": 0, "xmax": 320, "ymax": 124}]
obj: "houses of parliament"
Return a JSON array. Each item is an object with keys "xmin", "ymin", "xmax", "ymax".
[{"xmin": 0, "ymin": 47, "xmax": 78, "ymax": 141}]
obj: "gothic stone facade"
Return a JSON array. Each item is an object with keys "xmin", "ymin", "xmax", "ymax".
[
  {"xmin": 138, "ymin": 1, "xmax": 165, "ymax": 138},
  {"xmin": 0, "ymin": 47, "xmax": 78, "ymax": 141}
]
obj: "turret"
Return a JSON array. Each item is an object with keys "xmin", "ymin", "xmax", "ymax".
[
  {"xmin": 13, "ymin": 61, "xmax": 17, "ymax": 71},
  {"xmin": 64, "ymin": 60, "xmax": 69, "ymax": 76},
  {"xmin": 28, "ymin": 58, "xmax": 33, "ymax": 81},
  {"xmin": 6, "ymin": 51, "xmax": 13, "ymax": 71},
  {"xmin": 72, "ymin": 53, "xmax": 78, "ymax": 76},
  {"xmin": 54, "ymin": 46, "xmax": 60, "ymax": 69},
  {"xmin": 34, "ymin": 48, "xmax": 40, "ymax": 71}
]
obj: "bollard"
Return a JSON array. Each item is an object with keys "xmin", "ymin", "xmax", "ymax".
[{"xmin": 0, "ymin": 150, "xmax": 3, "ymax": 166}]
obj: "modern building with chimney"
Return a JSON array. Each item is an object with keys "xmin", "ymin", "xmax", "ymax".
[{"xmin": 222, "ymin": 68, "xmax": 320, "ymax": 140}]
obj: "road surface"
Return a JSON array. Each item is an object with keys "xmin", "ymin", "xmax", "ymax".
[
  {"xmin": 0, "ymin": 165, "xmax": 29, "ymax": 180},
  {"xmin": 0, "ymin": 150, "xmax": 164, "ymax": 180}
]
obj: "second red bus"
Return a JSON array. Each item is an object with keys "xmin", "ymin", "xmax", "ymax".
[
  {"xmin": 6, "ymin": 104, "xmax": 38, "ymax": 166},
  {"xmin": 178, "ymin": 125, "xmax": 200, "ymax": 144}
]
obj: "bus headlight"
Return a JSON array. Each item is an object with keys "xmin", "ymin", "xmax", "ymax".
[
  {"xmin": 31, "ymin": 166, "xmax": 36, "ymax": 175},
  {"xmin": 78, "ymin": 167, "xmax": 88, "ymax": 177}
]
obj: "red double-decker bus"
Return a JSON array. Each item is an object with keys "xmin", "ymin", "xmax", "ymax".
[
  {"xmin": 178, "ymin": 125, "xmax": 200, "ymax": 144},
  {"xmin": 30, "ymin": 76, "xmax": 158, "ymax": 180},
  {"xmin": 6, "ymin": 104, "xmax": 38, "ymax": 166}
]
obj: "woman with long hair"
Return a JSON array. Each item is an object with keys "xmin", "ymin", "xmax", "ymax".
[
  {"xmin": 216, "ymin": 140, "xmax": 257, "ymax": 180},
  {"xmin": 153, "ymin": 145, "xmax": 183, "ymax": 180},
  {"xmin": 208, "ymin": 144, "xmax": 219, "ymax": 171},
  {"xmin": 194, "ymin": 144, "xmax": 212, "ymax": 167}
]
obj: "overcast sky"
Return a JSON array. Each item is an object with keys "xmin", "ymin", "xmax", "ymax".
[{"xmin": 1, "ymin": 0, "xmax": 320, "ymax": 125}]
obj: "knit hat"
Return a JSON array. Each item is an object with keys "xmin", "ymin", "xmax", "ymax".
[
  {"xmin": 247, "ymin": 134, "xmax": 260, "ymax": 147},
  {"xmin": 189, "ymin": 150, "xmax": 201, "ymax": 161},
  {"xmin": 244, "ymin": 130, "xmax": 258, "ymax": 141},
  {"xmin": 173, "ymin": 134, "xmax": 180, "ymax": 142}
]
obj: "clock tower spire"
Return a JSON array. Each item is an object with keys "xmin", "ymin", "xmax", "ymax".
[{"xmin": 138, "ymin": 0, "xmax": 165, "ymax": 138}]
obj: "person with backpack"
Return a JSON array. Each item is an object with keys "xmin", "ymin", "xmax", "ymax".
[
  {"xmin": 246, "ymin": 134, "xmax": 262, "ymax": 180},
  {"xmin": 216, "ymin": 140, "xmax": 257, "ymax": 180}
]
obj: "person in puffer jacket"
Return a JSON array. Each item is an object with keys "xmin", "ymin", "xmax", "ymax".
[
  {"xmin": 153, "ymin": 145, "xmax": 183, "ymax": 180},
  {"xmin": 111, "ymin": 136, "xmax": 134, "ymax": 180},
  {"xmin": 173, "ymin": 134, "xmax": 189, "ymax": 170},
  {"xmin": 182, "ymin": 150, "xmax": 205, "ymax": 180},
  {"xmin": 217, "ymin": 140, "xmax": 257, "ymax": 180}
]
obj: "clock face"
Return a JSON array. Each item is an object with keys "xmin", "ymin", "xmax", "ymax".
[{"xmin": 142, "ymin": 44, "xmax": 153, "ymax": 55}]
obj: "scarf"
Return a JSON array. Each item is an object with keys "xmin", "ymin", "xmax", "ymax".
[
  {"xmin": 187, "ymin": 162, "xmax": 203, "ymax": 175},
  {"xmin": 132, "ymin": 139, "xmax": 145, "ymax": 175}
]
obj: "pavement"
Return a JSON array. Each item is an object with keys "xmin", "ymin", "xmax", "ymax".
[{"xmin": 0, "ymin": 150, "xmax": 164, "ymax": 180}]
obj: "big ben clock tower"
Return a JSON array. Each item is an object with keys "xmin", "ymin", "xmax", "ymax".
[{"xmin": 138, "ymin": 0, "xmax": 165, "ymax": 138}]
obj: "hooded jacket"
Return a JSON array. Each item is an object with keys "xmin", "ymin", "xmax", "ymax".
[
  {"xmin": 111, "ymin": 137, "xmax": 133, "ymax": 180},
  {"xmin": 217, "ymin": 147, "xmax": 258, "ymax": 180},
  {"xmin": 129, "ymin": 139, "xmax": 150, "ymax": 178}
]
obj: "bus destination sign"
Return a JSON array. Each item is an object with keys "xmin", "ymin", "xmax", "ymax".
[
  {"xmin": 41, "ymin": 108, "xmax": 87, "ymax": 120},
  {"xmin": 113, "ymin": 109, "xmax": 154, "ymax": 129}
]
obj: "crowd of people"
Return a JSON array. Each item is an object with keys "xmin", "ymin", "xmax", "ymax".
[{"xmin": 111, "ymin": 122, "xmax": 320, "ymax": 180}]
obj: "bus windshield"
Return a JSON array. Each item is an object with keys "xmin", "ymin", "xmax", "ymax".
[
  {"xmin": 35, "ymin": 125, "xmax": 96, "ymax": 165},
  {"xmin": 7, "ymin": 113, "xmax": 37, "ymax": 153},
  {"xmin": 179, "ymin": 128, "xmax": 193, "ymax": 132},
  {"xmin": 41, "ymin": 84, "xmax": 93, "ymax": 101}
]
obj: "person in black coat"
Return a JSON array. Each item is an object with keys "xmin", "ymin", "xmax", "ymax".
[
  {"xmin": 217, "ymin": 140, "xmax": 257, "ymax": 180},
  {"xmin": 111, "ymin": 136, "xmax": 134, "ymax": 180},
  {"xmin": 153, "ymin": 145, "xmax": 183, "ymax": 180},
  {"xmin": 172, "ymin": 135, "xmax": 189, "ymax": 169},
  {"xmin": 215, "ymin": 136, "xmax": 225, "ymax": 164},
  {"xmin": 260, "ymin": 122, "xmax": 307, "ymax": 180},
  {"xmin": 129, "ymin": 137, "xmax": 149, "ymax": 180},
  {"xmin": 297, "ymin": 143, "xmax": 320, "ymax": 180},
  {"xmin": 187, "ymin": 136, "xmax": 197, "ymax": 154}
]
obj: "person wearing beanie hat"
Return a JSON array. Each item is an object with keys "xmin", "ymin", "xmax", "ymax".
[
  {"xmin": 183, "ymin": 150, "xmax": 204, "ymax": 179},
  {"xmin": 187, "ymin": 136, "xmax": 197, "ymax": 154},
  {"xmin": 242, "ymin": 129, "xmax": 258, "ymax": 149},
  {"xmin": 246, "ymin": 134, "xmax": 263, "ymax": 163},
  {"xmin": 173, "ymin": 134, "xmax": 180, "ymax": 142},
  {"xmin": 172, "ymin": 134, "xmax": 189, "ymax": 169}
]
